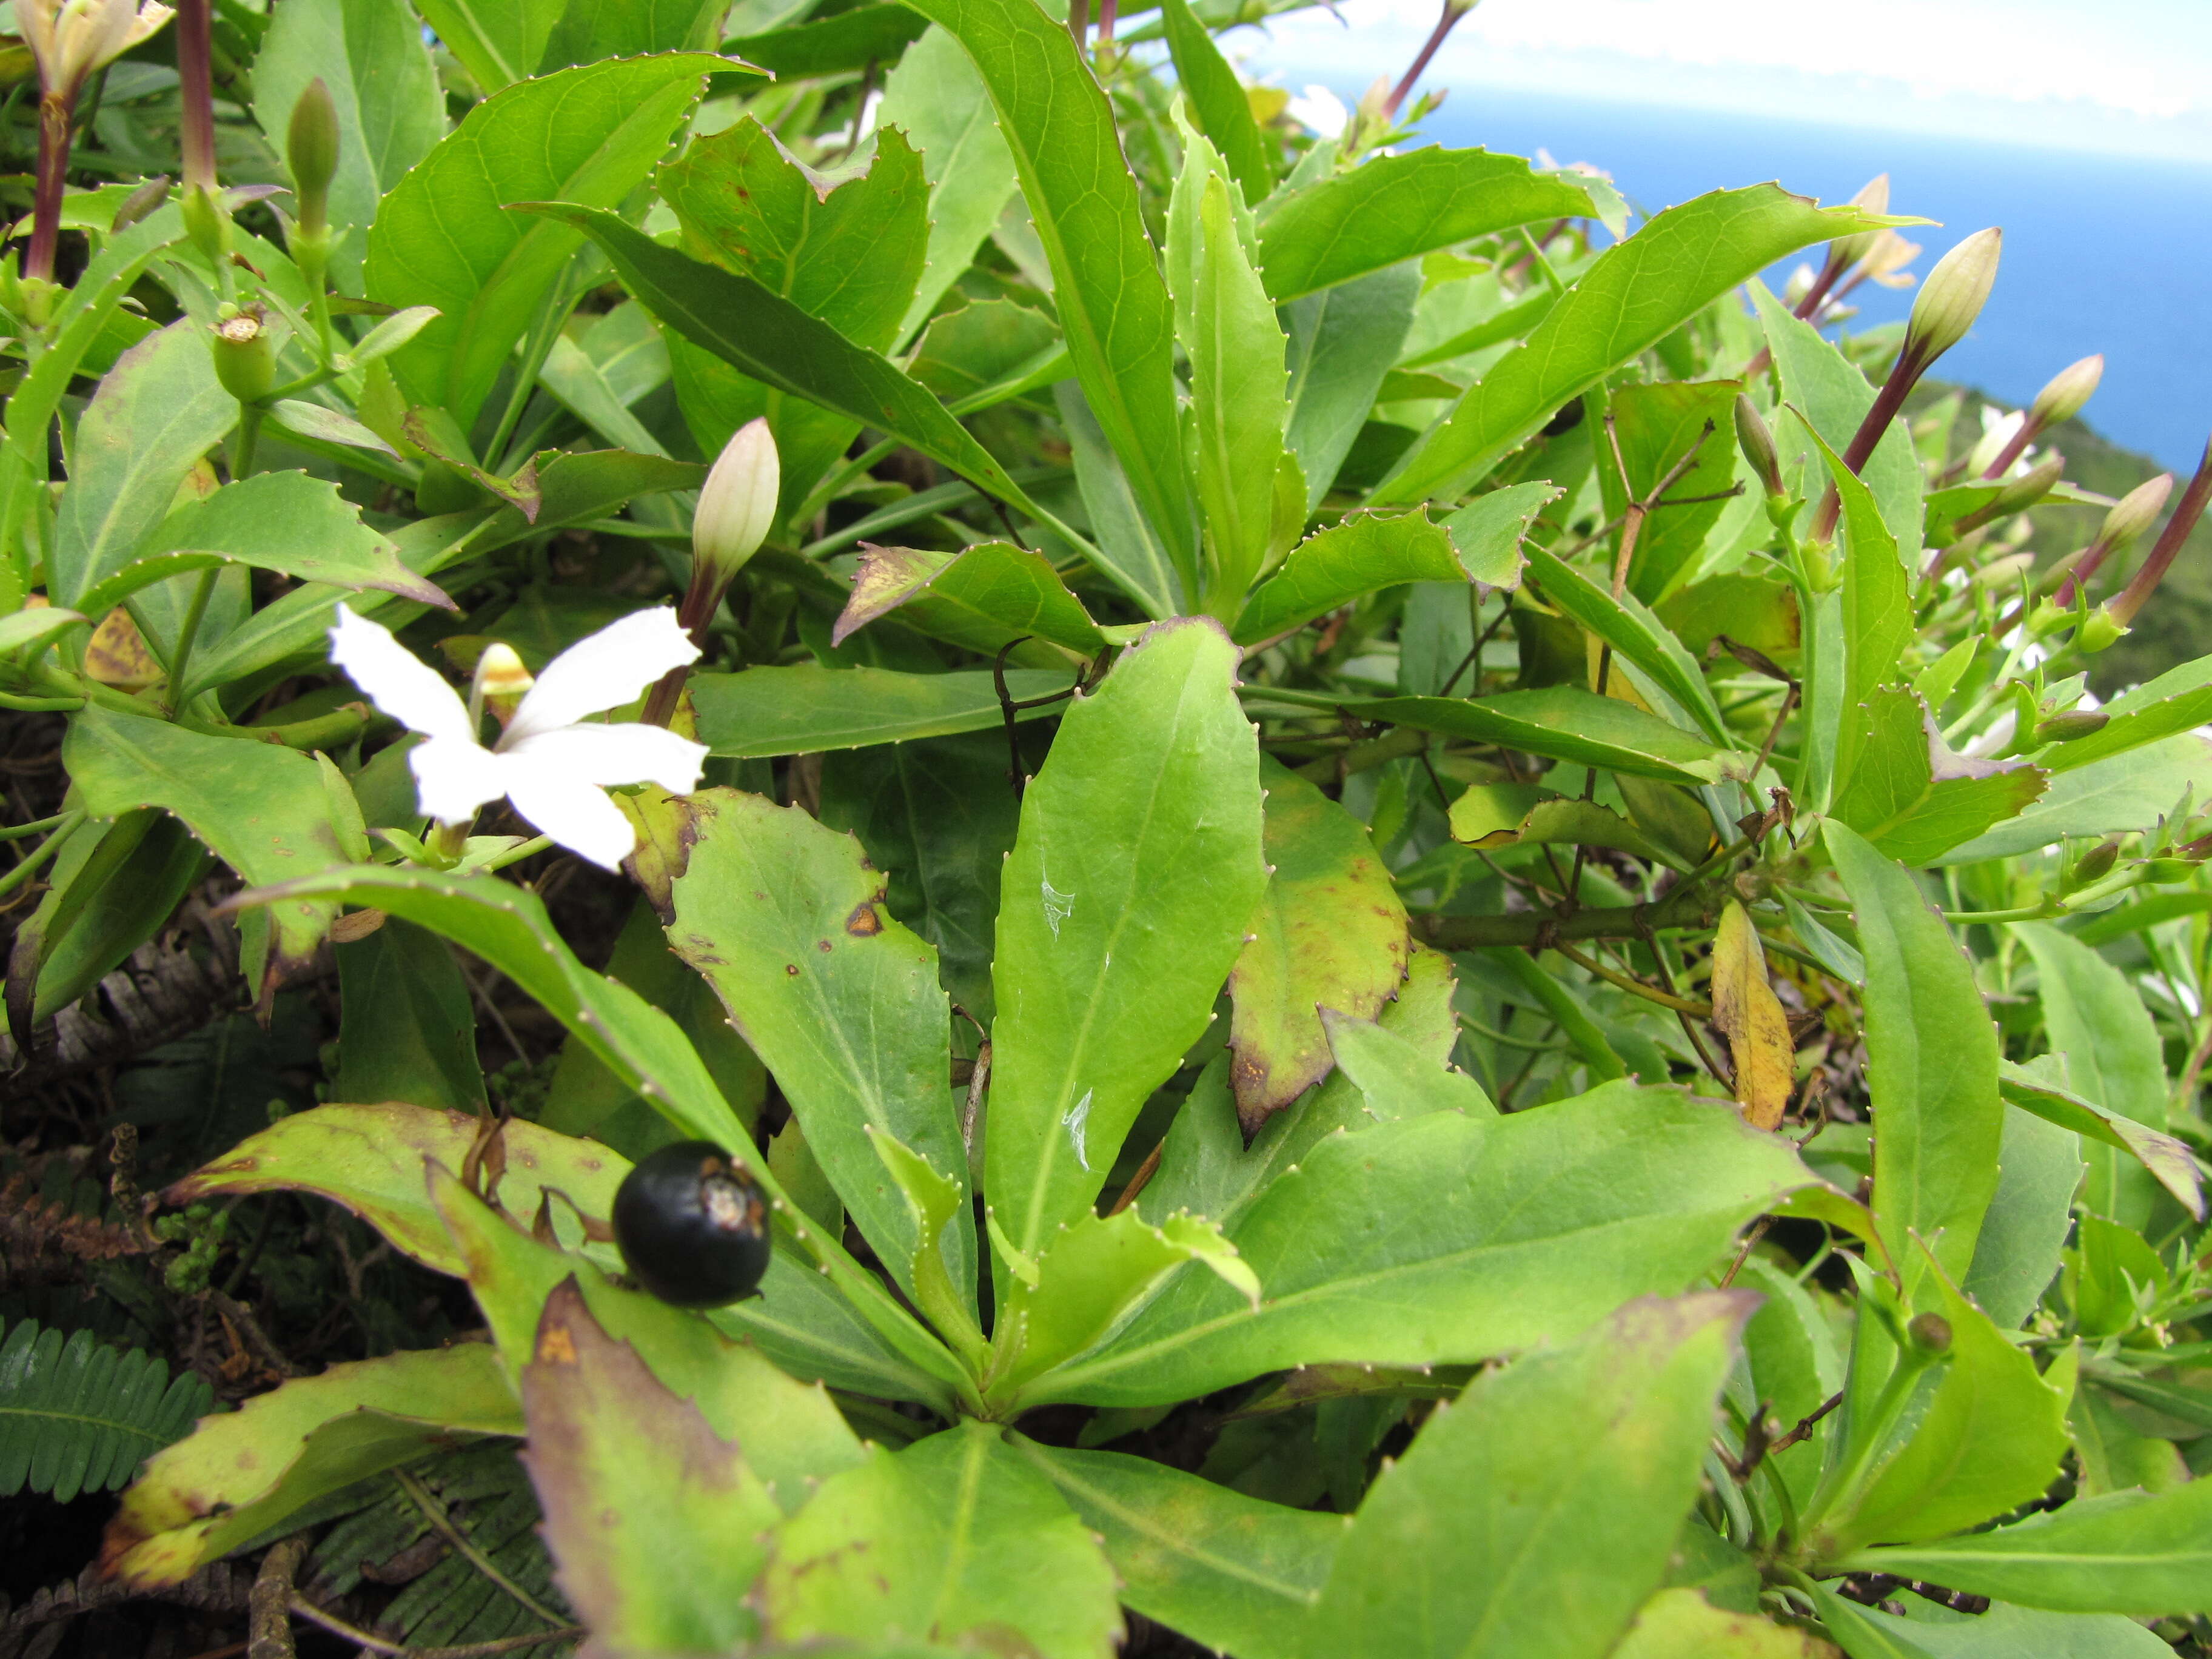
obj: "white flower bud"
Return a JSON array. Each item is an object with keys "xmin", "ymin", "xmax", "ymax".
[
  {"xmin": 1825, "ymin": 173, "xmax": 1890, "ymax": 273},
  {"xmin": 1904, "ymin": 227, "xmax": 2001, "ymax": 366},
  {"xmin": 2102, "ymin": 472, "xmax": 2173, "ymax": 550},
  {"xmin": 2029, "ymin": 354, "xmax": 2103, "ymax": 429},
  {"xmin": 19, "ymin": 0, "xmax": 174, "ymax": 103},
  {"xmin": 693, "ymin": 418, "xmax": 780, "ymax": 583}
]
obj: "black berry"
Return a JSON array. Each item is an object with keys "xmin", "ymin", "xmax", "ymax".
[{"xmin": 610, "ymin": 1141, "xmax": 772, "ymax": 1309}]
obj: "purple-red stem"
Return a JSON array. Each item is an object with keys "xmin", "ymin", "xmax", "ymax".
[
  {"xmin": 1385, "ymin": 2, "xmax": 1463, "ymax": 119},
  {"xmin": 1807, "ymin": 345, "xmax": 1927, "ymax": 543},
  {"xmin": 2108, "ymin": 441, "xmax": 2212, "ymax": 626},
  {"xmin": 1978, "ymin": 415, "xmax": 2043, "ymax": 481},
  {"xmin": 25, "ymin": 95, "xmax": 71, "ymax": 282},
  {"xmin": 1097, "ymin": 0, "xmax": 1117, "ymax": 45},
  {"xmin": 176, "ymin": 0, "xmax": 217, "ymax": 193}
]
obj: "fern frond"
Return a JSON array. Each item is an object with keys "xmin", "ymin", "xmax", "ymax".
[{"xmin": 0, "ymin": 1317, "xmax": 213, "ymax": 1501}]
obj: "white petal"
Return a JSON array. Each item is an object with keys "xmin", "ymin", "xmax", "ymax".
[
  {"xmin": 410, "ymin": 735, "xmax": 506, "ymax": 826},
  {"xmin": 505, "ymin": 608, "xmax": 699, "ymax": 742},
  {"xmin": 501, "ymin": 722, "xmax": 708, "ymax": 796},
  {"xmin": 502, "ymin": 760, "xmax": 638, "ymax": 871},
  {"xmin": 328, "ymin": 605, "xmax": 475, "ymax": 745}
]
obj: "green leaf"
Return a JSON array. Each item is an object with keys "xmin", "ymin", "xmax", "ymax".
[
  {"xmin": 0, "ymin": 1319, "xmax": 210, "ymax": 1504},
  {"xmin": 1251, "ymin": 684, "xmax": 1743, "ymax": 785},
  {"xmin": 519, "ymin": 1281, "xmax": 779, "ymax": 1652},
  {"xmin": 104, "ymin": 1344, "xmax": 521, "ymax": 1588},
  {"xmin": 1282, "ymin": 266, "xmax": 1421, "ymax": 514},
  {"xmin": 879, "ymin": 25, "xmax": 1021, "ymax": 343},
  {"xmin": 1825, "ymin": 821, "xmax": 2002, "ymax": 1292},
  {"xmin": 659, "ymin": 115, "xmax": 928, "ymax": 501},
  {"xmin": 666, "ymin": 790, "xmax": 974, "ymax": 1313},
  {"xmin": 993, "ymin": 1209, "xmax": 1258, "ymax": 1403},
  {"xmin": 1056, "ymin": 379, "xmax": 1188, "ymax": 617},
  {"xmin": 0, "ymin": 605, "xmax": 86, "ymax": 655},
  {"xmin": 1657, "ymin": 571, "xmax": 1801, "ymax": 663},
  {"xmin": 332, "ymin": 919, "xmax": 485, "ymax": 1113},
  {"xmin": 1235, "ymin": 504, "xmax": 1529, "ymax": 646},
  {"xmin": 409, "ymin": 0, "xmax": 562, "ymax": 91},
  {"xmin": 1963, "ymin": 1105, "xmax": 2083, "ymax": 1330},
  {"xmin": 1178, "ymin": 166, "xmax": 1297, "ymax": 611},
  {"xmin": 1450, "ymin": 786, "xmax": 1692, "ymax": 873},
  {"xmin": 817, "ymin": 731, "xmax": 1021, "ymax": 1024},
  {"xmin": 1997, "ymin": 1057, "xmax": 2201, "ymax": 1224},
  {"xmin": 1440, "ymin": 480, "xmax": 1561, "ymax": 592},
  {"xmin": 249, "ymin": 0, "xmax": 444, "ymax": 289},
  {"xmin": 987, "ymin": 618, "xmax": 1267, "ymax": 1264},
  {"xmin": 1614, "ymin": 1587, "xmax": 1837, "ymax": 1658},
  {"xmin": 1832, "ymin": 1480, "xmax": 2212, "ymax": 1617},
  {"xmin": 835, "ymin": 540, "xmax": 1106, "ymax": 657},
  {"xmin": 1255, "ymin": 147, "xmax": 1594, "ymax": 302},
  {"xmin": 908, "ymin": 295, "xmax": 1062, "ymax": 406},
  {"xmin": 1226, "ymin": 759, "xmax": 1410, "ymax": 1131},
  {"xmin": 533, "ymin": 203, "xmax": 1061, "ymax": 529},
  {"xmin": 1376, "ymin": 187, "xmax": 1877, "ymax": 502},
  {"xmin": 64, "ymin": 709, "xmax": 354, "ymax": 986},
  {"xmin": 536, "ymin": 0, "xmax": 728, "ymax": 69},
  {"xmin": 428, "ymin": 1165, "xmax": 865, "ymax": 1509},
  {"xmin": 1832, "ymin": 688, "xmax": 2047, "ymax": 864},
  {"xmin": 169, "ymin": 1101, "xmax": 623, "ymax": 1274},
  {"xmin": 1800, "ymin": 419, "xmax": 1917, "ymax": 806},
  {"xmin": 1306, "ymin": 1292, "xmax": 1755, "ymax": 1659},
  {"xmin": 1751, "ymin": 283, "xmax": 1922, "ymax": 568},
  {"xmin": 1809, "ymin": 1246, "xmax": 2070, "ymax": 1555},
  {"xmin": 2018, "ymin": 920, "xmax": 2172, "ymax": 1231},
  {"xmin": 760, "ymin": 1420, "xmax": 1122, "ymax": 1658},
  {"xmin": 1034, "ymin": 1089, "xmax": 1811, "ymax": 1407},
  {"xmin": 76, "ymin": 471, "xmax": 452, "ymax": 627},
  {"xmin": 50, "ymin": 321, "xmax": 233, "ymax": 611},
  {"xmin": 728, "ymin": 4, "xmax": 931, "ymax": 78},
  {"xmin": 540, "ymin": 896, "xmax": 767, "ymax": 1155},
  {"xmin": 691, "ymin": 662, "xmax": 1075, "ymax": 757},
  {"xmin": 2034, "ymin": 655, "xmax": 2212, "ymax": 774},
  {"xmin": 539, "ymin": 302, "xmax": 672, "ymax": 455},
  {"xmin": 364, "ymin": 55, "xmax": 729, "ymax": 431},
  {"xmin": 900, "ymin": 0, "xmax": 1195, "ymax": 577},
  {"xmin": 1324, "ymin": 1009, "xmax": 1496, "ymax": 1119},
  {"xmin": 1594, "ymin": 380, "xmax": 1746, "ymax": 605},
  {"xmin": 1826, "ymin": 1601, "xmax": 2172, "ymax": 1659},
  {"xmin": 1521, "ymin": 540, "xmax": 1732, "ymax": 744},
  {"xmin": 1159, "ymin": 0, "xmax": 1272, "ymax": 203},
  {"xmin": 1935, "ymin": 736, "xmax": 2212, "ymax": 863},
  {"xmin": 1014, "ymin": 1438, "xmax": 1340, "ymax": 1659},
  {"xmin": 1803, "ymin": 1584, "xmax": 1941, "ymax": 1659},
  {"xmin": 220, "ymin": 863, "xmax": 964, "ymax": 1398},
  {"xmin": 12, "ymin": 809, "xmax": 205, "ymax": 1028}
]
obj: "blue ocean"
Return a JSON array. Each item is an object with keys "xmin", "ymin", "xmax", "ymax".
[{"xmin": 1336, "ymin": 87, "xmax": 2212, "ymax": 474}]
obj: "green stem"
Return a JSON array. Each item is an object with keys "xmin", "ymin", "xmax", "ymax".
[
  {"xmin": 230, "ymin": 403, "xmax": 263, "ymax": 480},
  {"xmin": 0, "ymin": 812, "xmax": 68, "ymax": 840},
  {"xmin": 0, "ymin": 691, "xmax": 84, "ymax": 711},
  {"xmin": 0, "ymin": 809, "xmax": 85, "ymax": 900},
  {"xmin": 164, "ymin": 566, "xmax": 223, "ymax": 714},
  {"xmin": 1798, "ymin": 1339, "xmax": 1945, "ymax": 1544}
]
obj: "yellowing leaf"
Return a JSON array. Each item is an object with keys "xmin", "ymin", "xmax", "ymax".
[{"xmin": 1712, "ymin": 901, "xmax": 1793, "ymax": 1131}]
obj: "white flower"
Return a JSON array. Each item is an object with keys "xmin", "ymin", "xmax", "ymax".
[
  {"xmin": 328, "ymin": 606, "xmax": 709, "ymax": 872},
  {"xmin": 1285, "ymin": 84, "xmax": 1348, "ymax": 139},
  {"xmin": 18, "ymin": 0, "xmax": 174, "ymax": 103}
]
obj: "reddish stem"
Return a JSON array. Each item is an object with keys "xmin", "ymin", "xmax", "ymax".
[
  {"xmin": 1977, "ymin": 415, "xmax": 2043, "ymax": 481},
  {"xmin": 1385, "ymin": 1, "xmax": 1464, "ymax": 119},
  {"xmin": 25, "ymin": 94, "xmax": 71, "ymax": 283},
  {"xmin": 175, "ymin": 0, "xmax": 217, "ymax": 193},
  {"xmin": 1097, "ymin": 0, "xmax": 1117, "ymax": 45},
  {"xmin": 1808, "ymin": 346, "xmax": 1926, "ymax": 543},
  {"xmin": 2108, "ymin": 440, "xmax": 2212, "ymax": 627}
]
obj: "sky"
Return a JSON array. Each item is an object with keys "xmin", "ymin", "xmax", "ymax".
[{"xmin": 1235, "ymin": 0, "xmax": 2212, "ymax": 164}]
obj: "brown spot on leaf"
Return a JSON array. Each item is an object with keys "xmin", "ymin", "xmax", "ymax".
[
  {"xmin": 537, "ymin": 1326, "xmax": 578, "ymax": 1367},
  {"xmin": 845, "ymin": 902, "xmax": 883, "ymax": 937},
  {"xmin": 785, "ymin": 964, "xmax": 800, "ymax": 976}
]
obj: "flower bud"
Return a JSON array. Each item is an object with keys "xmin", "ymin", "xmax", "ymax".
[
  {"xmin": 2035, "ymin": 709, "xmax": 2108, "ymax": 743},
  {"xmin": 1954, "ymin": 453, "xmax": 2063, "ymax": 538},
  {"xmin": 2068, "ymin": 839, "xmax": 2122, "ymax": 889},
  {"xmin": 210, "ymin": 304, "xmax": 275, "ymax": 403},
  {"xmin": 2102, "ymin": 473, "xmax": 2174, "ymax": 551},
  {"xmin": 1903, "ymin": 227, "xmax": 2002, "ymax": 369},
  {"xmin": 471, "ymin": 641, "xmax": 534, "ymax": 727},
  {"xmin": 1734, "ymin": 395, "xmax": 1784, "ymax": 501},
  {"xmin": 179, "ymin": 178, "xmax": 230, "ymax": 271},
  {"xmin": 287, "ymin": 76, "xmax": 340, "ymax": 238},
  {"xmin": 2079, "ymin": 608, "xmax": 2128, "ymax": 652},
  {"xmin": 2029, "ymin": 354, "xmax": 2102, "ymax": 429},
  {"xmin": 693, "ymin": 418, "xmax": 780, "ymax": 586},
  {"xmin": 1905, "ymin": 1312, "xmax": 1952, "ymax": 1356},
  {"xmin": 1824, "ymin": 173, "xmax": 1890, "ymax": 276},
  {"xmin": 111, "ymin": 173, "xmax": 171, "ymax": 231}
]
